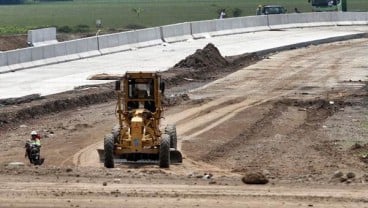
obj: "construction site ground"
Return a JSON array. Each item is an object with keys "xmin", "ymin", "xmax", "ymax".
[{"xmin": 1, "ymin": 38, "xmax": 368, "ymax": 207}]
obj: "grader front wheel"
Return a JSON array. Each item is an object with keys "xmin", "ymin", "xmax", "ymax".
[
  {"xmin": 104, "ymin": 134, "xmax": 115, "ymax": 168},
  {"xmin": 159, "ymin": 134, "xmax": 171, "ymax": 168}
]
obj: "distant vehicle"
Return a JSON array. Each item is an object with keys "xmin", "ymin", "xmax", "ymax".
[
  {"xmin": 256, "ymin": 5, "xmax": 287, "ymax": 15},
  {"xmin": 308, "ymin": 0, "xmax": 347, "ymax": 12}
]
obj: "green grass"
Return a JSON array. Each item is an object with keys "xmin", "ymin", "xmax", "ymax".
[{"xmin": 0, "ymin": 0, "xmax": 367, "ymax": 35}]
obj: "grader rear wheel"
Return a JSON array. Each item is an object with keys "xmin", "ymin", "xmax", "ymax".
[
  {"xmin": 159, "ymin": 134, "xmax": 171, "ymax": 168},
  {"xmin": 104, "ymin": 134, "xmax": 115, "ymax": 168},
  {"xmin": 165, "ymin": 124, "xmax": 177, "ymax": 149}
]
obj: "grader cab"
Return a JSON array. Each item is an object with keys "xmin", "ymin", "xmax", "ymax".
[{"xmin": 100, "ymin": 71, "xmax": 182, "ymax": 168}]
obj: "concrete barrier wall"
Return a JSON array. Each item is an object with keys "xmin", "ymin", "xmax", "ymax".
[
  {"xmin": 336, "ymin": 12, "xmax": 368, "ymax": 25},
  {"xmin": 19, "ymin": 48, "xmax": 33, "ymax": 64},
  {"xmin": 213, "ymin": 18, "xmax": 243, "ymax": 36},
  {"xmin": 119, "ymin": 30, "xmax": 137, "ymax": 46},
  {"xmin": 99, "ymin": 31, "xmax": 137, "ymax": 54},
  {"xmin": 134, "ymin": 27, "xmax": 163, "ymax": 47},
  {"xmin": 241, "ymin": 16, "xmax": 269, "ymax": 28},
  {"xmin": 191, "ymin": 19, "xmax": 217, "ymax": 39},
  {"xmin": 268, "ymin": 13, "xmax": 313, "ymax": 29},
  {"xmin": 7, "ymin": 49, "xmax": 24, "ymax": 66},
  {"xmin": 212, "ymin": 16, "xmax": 269, "ymax": 36},
  {"xmin": 43, "ymin": 44, "xmax": 56, "ymax": 60},
  {"xmin": 161, "ymin": 22, "xmax": 192, "ymax": 43},
  {"xmin": 266, "ymin": 12, "xmax": 366, "ymax": 29},
  {"xmin": 98, "ymin": 28, "xmax": 162, "ymax": 54},
  {"xmin": 98, "ymin": 33, "xmax": 120, "ymax": 50},
  {"xmin": 65, "ymin": 40, "xmax": 79, "ymax": 58},
  {"xmin": 27, "ymin": 27, "xmax": 58, "ymax": 46},
  {"xmin": 31, "ymin": 47, "xmax": 44, "ymax": 62},
  {"xmin": 54, "ymin": 42, "xmax": 67, "ymax": 58},
  {"xmin": 5, "ymin": 48, "xmax": 33, "ymax": 69},
  {"xmin": 77, "ymin": 36, "xmax": 100, "ymax": 58},
  {"xmin": 1, "ymin": 12, "xmax": 367, "ymax": 73},
  {"xmin": 0, "ymin": 53, "xmax": 7, "ymax": 66}
]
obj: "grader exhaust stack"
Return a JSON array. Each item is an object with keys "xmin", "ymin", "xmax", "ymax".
[{"xmin": 98, "ymin": 72, "xmax": 182, "ymax": 168}]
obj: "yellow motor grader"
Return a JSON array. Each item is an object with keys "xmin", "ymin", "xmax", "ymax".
[{"xmin": 98, "ymin": 71, "xmax": 182, "ymax": 168}]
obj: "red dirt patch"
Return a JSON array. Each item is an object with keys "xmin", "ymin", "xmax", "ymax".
[{"xmin": 0, "ymin": 35, "xmax": 28, "ymax": 51}]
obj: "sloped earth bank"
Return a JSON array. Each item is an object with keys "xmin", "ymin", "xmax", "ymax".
[{"xmin": 1, "ymin": 39, "xmax": 368, "ymax": 207}]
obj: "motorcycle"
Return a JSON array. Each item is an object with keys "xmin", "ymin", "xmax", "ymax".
[{"xmin": 25, "ymin": 142, "xmax": 44, "ymax": 165}]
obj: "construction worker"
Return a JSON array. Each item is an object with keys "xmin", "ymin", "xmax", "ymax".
[
  {"xmin": 256, "ymin": 5, "xmax": 263, "ymax": 15},
  {"xmin": 25, "ymin": 131, "xmax": 41, "ymax": 162},
  {"xmin": 219, "ymin": 9, "xmax": 226, "ymax": 19}
]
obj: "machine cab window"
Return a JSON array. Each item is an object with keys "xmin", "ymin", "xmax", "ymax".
[
  {"xmin": 128, "ymin": 79, "xmax": 154, "ymax": 99},
  {"xmin": 127, "ymin": 78, "xmax": 156, "ymax": 112}
]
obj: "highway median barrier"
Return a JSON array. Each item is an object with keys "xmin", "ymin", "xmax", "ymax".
[{"xmin": 161, "ymin": 22, "xmax": 193, "ymax": 43}]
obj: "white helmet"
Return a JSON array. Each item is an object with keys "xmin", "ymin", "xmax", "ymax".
[{"xmin": 31, "ymin": 131, "xmax": 37, "ymax": 136}]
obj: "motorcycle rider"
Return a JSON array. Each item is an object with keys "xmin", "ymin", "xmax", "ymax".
[{"xmin": 25, "ymin": 131, "xmax": 42, "ymax": 163}]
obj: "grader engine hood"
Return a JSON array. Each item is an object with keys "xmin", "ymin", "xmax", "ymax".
[{"xmin": 130, "ymin": 115, "xmax": 143, "ymax": 151}]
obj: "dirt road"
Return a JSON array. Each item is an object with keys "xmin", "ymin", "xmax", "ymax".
[{"xmin": 1, "ymin": 39, "xmax": 368, "ymax": 207}]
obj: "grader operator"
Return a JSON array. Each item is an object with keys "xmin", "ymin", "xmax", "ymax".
[{"xmin": 99, "ymin": 71, "xmax": 182, "ymax": 168}]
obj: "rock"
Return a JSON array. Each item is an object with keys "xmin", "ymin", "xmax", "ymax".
[
  {"xmin": 102, "ymin": 182, "xmax": 107, "ymax": 186},
  {"xmin": 66, "ymin": 168, "xmax": 73, "ymax": 172},
  {"xmin": 202, "ymin": 175, "xmax": 211, "ymax": 179},
  {"xmin": 262, "ymin": 169, "xmax": 271, "ymax": 176},
  {"xmin": 333, "ymin": 171, "xmax": 343, "ymax": 178},
  {"xmin": 241, "ymin": 172, "xmax": 269, "ymax": 185},
  {"xmin": 202, "ymin": 173, "xmax": 213, "ymax": 180},
  {"xmin": 19, "ymin": 125, "xmax": 27, "ymax": 128},
  {"xmin": 113, "ymin": 178, "xmax": 121, "ymax": 183},
  {"xmin": 346, "ymin": 172, "xmax": 356, "ymax": 179},
  {"xmin": 209, "ymin": 181, "xmax": 217, "ymax": 185}
]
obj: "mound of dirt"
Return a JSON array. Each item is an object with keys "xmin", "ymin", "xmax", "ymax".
[
  {"xmin": 174, "ymin": 43, "xmax": 228, "ymax": 69},
  {"xmin": 163, "ymin": 43, "xmax": 260, "ymax": 88}
]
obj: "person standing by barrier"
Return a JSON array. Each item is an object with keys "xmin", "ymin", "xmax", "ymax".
[{"xmin": 219, "ymin": 9, "xmax": 226, "ymax": 19}]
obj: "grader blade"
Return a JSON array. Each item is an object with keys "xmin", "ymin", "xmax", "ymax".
[
  {"xmin": 97, "ymin": 148, "xmax": 105, "ymax": 162},
  {"xmin": 170, "ymin": 149, "xmax": 183, "ymax": 164},
  {"xmin": 98, "ymin": 148, "xmax": 182, "ymax": 164}
]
